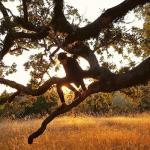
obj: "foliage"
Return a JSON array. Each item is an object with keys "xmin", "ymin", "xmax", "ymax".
[
  {"xmin": 0, "ymin": 85, "xmax": 150, "ymax": 118},
  {"xmin": 111, "ymin": 91, "xmax": 137, "ymax": 114},
  {"xmin": 22, "ymin": 95, "xmax": 57, "ymax": 117},
  {"xmin": 0, "ymin": 0, "xmax": 149, "ymax": 119},
  {"xmin": 142, "ymin": 4, "xmax": 150, "ymax": 56},
  {"xmin": 0, "ymin": 89, "xmax": 58, "ymax": 118},
  {"xmin": 0, "ymin": 1, "xmax": 149, "ymax": 82},
  {"xmin": 75, "ymin": 93, "xmax": 112, "ymax": 114}
]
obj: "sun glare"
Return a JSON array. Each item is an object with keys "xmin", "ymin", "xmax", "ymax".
[{"xmin": 61, "ymin": 86, "xmax": 71, "ymax": 94}]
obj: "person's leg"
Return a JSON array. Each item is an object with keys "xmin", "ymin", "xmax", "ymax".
[{"xmin": 56, "ymin": 84, "xmax": 65, "ymax": 104}]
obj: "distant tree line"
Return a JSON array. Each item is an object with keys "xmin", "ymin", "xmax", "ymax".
[{"xmin": 0, "ymin": 83, "xmax": 149, "ymax": 118}]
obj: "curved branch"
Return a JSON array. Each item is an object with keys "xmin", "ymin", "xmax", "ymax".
[
  {"xmin": 68, "ymin": 43, "xmax": 100, "ymax": 70},
  {"xmin": 28, "ymin": 89, "xmax": 93, "ymax": 144},
  {"xmin": 1, "ymin": 58, "xmax": 149, "ymax": 97},
  {"xmin": 115, "ymin": 57, "xmax": 150, "ymax": 89},
  {"xmin": 13, "ymin": 17, "xmax": 49, "ymax": 32},
  {"xmin": 0, "ymin": 77, "xmax": 70, "ymax": 97},
  {"xmin": 88, "ymin": 57, "xmax": 150, "ymax": 93},
  {"xmin": 13, "ymin": 30, "xmax": 49, "ymax": 40},
  {"xmin": 52, "ymin": 0, "xmax": 149, "ymax": 45},
  {"xmin": 0, "ymin": 28, "xmax": 49, "ymax": 60}
]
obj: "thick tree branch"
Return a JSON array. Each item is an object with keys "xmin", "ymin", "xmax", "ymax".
[
  {"xmin": 0, "ymin": 58, "xmax": 149, "ymax": 98},
  {"xmin": 0, "ymin": 2, "xmax": 9, "ymax": 17},
  {"xmin": 13, "ymin": 30, "xmax": 49, "ymax": 40},
  {"xmin": 22, "ymin": 0, "xmax": 28, "ymax": 21},
  {"xmin": 51, "ymin": 0, "xmax": 150, "ymax": 45},
  {"xmin": 68, "ymin": 43, "xmax": 100, "ymax": 70},
  {"xmin": 0, "ymin": 33, "xmax": 14, "ymax": 60},
  {"xmin": 0, "ymin": 2, "xmax": 12, "ymax": 30},
  {"xmin": 13, "ymin": 17, "xmax": 48, "ymax": 32},
  {"xmin": 88, "ymin": 57, "xmax": 150, "ymax": 93},
  {"xmin": 0, "ymin": 77, "xmax": 72, "ymax": 98},
  {"xmin": 28, "ymin": 89, "xmax": 93, "ymax": 144},
  {"xmin": 51, "ymin": 0, "xmax": 74, "ymax": 34},
  {"xmin": 0, "ymin": 28, "xmax": 49, "ymax": 60}
]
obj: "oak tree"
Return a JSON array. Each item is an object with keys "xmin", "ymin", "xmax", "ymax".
[{"xmin": 0, "ymin": 0, "xmax": 149, "ymax": 144}]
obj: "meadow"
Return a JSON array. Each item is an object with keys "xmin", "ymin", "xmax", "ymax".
[{"xmin": 0, "ymin": 114, "xmax": 150, "ymax": 150}]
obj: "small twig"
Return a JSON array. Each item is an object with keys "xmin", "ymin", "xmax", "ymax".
[{"xmin": 50, "ymin": 46, "xmax": 60, "ymax": 57}]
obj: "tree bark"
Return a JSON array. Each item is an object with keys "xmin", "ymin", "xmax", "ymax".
[
  {"xmin": 0, "ymin": 57, "xmax": 149, "ymax": 100},
  {"xmin": 28, "ymin": 57, "xmax": 150, "ymax": 144},
  {"xmin": 51, "ymin": 0, "xmax": 150, "ymax": 45}
]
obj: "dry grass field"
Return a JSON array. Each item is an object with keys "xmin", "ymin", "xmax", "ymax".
[{"xmin": 0, "ymin": 114, "xmax": 150, "ymax": 150}]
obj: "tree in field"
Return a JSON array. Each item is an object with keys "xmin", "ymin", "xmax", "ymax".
[{"xmin": 0, "ymin": 0, "xmax": 149, "ymax": 144}]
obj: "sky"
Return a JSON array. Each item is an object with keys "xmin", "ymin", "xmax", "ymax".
[
  {"xmin": 0, "ymin": 0, "xmax": 144, "ymax": 94},
  {"xmin": 67, "ymin": 0, "xmax": 124, "ymax": 21}
]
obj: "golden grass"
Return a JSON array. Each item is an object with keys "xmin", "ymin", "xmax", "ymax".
[{"xmin": 0, "ymin": 114, "xmax": 150, "ymax": 150}]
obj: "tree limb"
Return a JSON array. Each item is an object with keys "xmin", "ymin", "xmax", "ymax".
[
  {"xmin": 22, "ymin": 0, "xmax": 28, "ymax": 21},
  {"xmin": 0, "ymin": 77, "xmax": 63, "ymax": 96},
  {"xmin": 0, "ymin": 57, "xmax": 149, "ymax": 98},
  {"xmin": 88, "ymin": 57, "xmax": 150, "ymax": 93},
  {"xmin": 28, "ymin": 89, "xmax": 93, "ymax": 144},
  {"xmin": 0, "ymin": 2, "xmax": 12, "ymax": 30},
  {"xmin": 51, "ymin": 0, "xmax": 74, "ymax": 34},
  {"xmin": 0, "ymin": 28, "xmax": 49, "ymax": 60},
  {"xmin": 51, "ymin": 0, "xmax": 150, "ymax": 45},
  {"xmin": 27, "ymin": 57, "xmax": 150, "ymax": 144},
  {"xmin": 0, "ymin": 2, "xmax": 9, "ymax": 18},
  {"xmin": 0, "ymin": 33, "xmax": 14, "ymax": 60},
  {"xmin": 13, "ymin": 17, "xmax": 48, "ymax": 32},
  {"xmin": 13, "ymin": 30, "xmax": 49, "ymax": 40}
]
